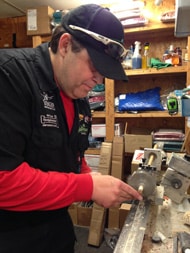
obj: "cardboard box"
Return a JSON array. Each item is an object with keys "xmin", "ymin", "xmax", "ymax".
[
  {"xmin": 124, "ymin": 124, "xmax": 152, "ymax": 153},
  {"xmin": 119, "ymin": 203, "xmax": 131, "ymax": 229},
  {"xmin": 88, "ymin": 203, "xmax": 107, "ymax": 246},
  {"xmin": 98, "ymin": 142, "xmax": 112, "ymax": 175},
  {"xmin": 111, "ymin": 157, "xmax": 124, "ymax": 179},
  {"xmin": 112, "ymin": 136, "xmax": 124, "ymax": 156},
  {"xmin": 68, "ymin": 202, "xmax": 79, "ymax": 225},
  {"xmin": 68, "ymin": 202, "xmax": 93, "ymax": 227},
  {"xmin": 27, "ymin": 6, "xmax": 54, "ymax": 35},
  {"xmin": 77, "ymin": 205, "xmax": 92, "ymax": 227},
  {"xmin": 111, "ymin": 136, "xmax": 124, "ymax": 179},
  {"xmin": 108, "ymin": 206, "xmax": 120, "ymax": 229},
  {"xmin": 131, "ymin": 150, "xmax": 144, "ymax": 173},
  {"xmin": 108, "ymin": 203, "xmax": 131, "ymax": 229}
]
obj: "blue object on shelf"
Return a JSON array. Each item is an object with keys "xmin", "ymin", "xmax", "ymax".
[{"xmin": 181, "ymin": 95, "xmax": 190, "ymax": 116}]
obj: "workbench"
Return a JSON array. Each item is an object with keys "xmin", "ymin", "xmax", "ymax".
[
  {"xmin": 141, "ymin": 198, "xmax": 190, "ymax": 252},
  {"xmin": 114, "ymin": 151, "xmax": 190, "ymax": 253}
]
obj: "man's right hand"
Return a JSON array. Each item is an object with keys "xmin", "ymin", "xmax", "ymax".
[{"xmin": 91, "ymin": 174, "xmax": 142, "ymax": 208}]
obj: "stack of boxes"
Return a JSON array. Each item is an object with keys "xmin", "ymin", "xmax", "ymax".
[
  {"xmin": 88, "ymin": 142, "xmax": 112, "ymax": 246},
  {"xmin": 108, "ymin": 136, "xmax": 131, "ymax": 231}
]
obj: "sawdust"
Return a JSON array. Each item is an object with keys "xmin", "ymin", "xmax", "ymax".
[
  {"xmin": 141, "ymin": 198, "xmax": 190, "ymax": 252},
  {"xmin": 183, "ymin": 211, "xmax": 190, "ymax": 225}
]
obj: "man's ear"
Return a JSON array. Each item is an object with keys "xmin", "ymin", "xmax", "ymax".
[{"xmin": 58, "ymin": 33, "xmax": 72, "ymax": 56}]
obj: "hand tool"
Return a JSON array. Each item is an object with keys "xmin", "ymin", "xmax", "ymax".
[
  {"xmin": 173, "ymin": 235, "xmax": 178, "ymax": 253},
  {"xmin": 161, "ymin": 153, "xmax": 190, "ymax": 203},
  {"xmin": 178, "ymin": 231, "xmax": 190, "ymax": 253},
  {"xmin": 113, "ymin": 200, "xmax": 151, "ymax": 253},
  {"xmin": 114, "ymin": 148, "xmax": 190, "ymax": 253},
  {"xmin": 114, "ymin": 146, "xmax": 164, "ymax": 253}
]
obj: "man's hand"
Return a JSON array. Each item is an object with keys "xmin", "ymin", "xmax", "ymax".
[{"xmin": 91, "ymin": 174, "xmax": 142, "ymax": 208}]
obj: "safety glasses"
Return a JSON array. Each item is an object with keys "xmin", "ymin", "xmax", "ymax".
[{"xmin": 69, "ymin": 24, "xmax": 128, "ymax": 62}]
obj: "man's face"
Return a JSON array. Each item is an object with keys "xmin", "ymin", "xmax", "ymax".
[{"xmin": 51, "ymin": 33, "xmax": 104, "ymax": 99}]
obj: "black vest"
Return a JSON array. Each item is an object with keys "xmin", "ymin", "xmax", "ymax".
[{"xmin": 24, "ymin": 88, "xmax": 92, "ymax": 174}]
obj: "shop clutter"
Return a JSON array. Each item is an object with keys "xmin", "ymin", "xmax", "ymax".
[
  {"xmin": 152, "ymin": 128, "xmax": 185, "ymax": 152},
  {"xmin": 116, "ymin": 83, "xmax": 190, "ymax": 117},
  {"xmin": 118, "ymin": 87, "xmax": 164, "ymax": 112},
  {"xmin": 87, "ymin": 84, "xmax": 105, "ymax": 149},
  {"xmin": 123, "ymin": 41, "xmax": 184, "ymax": 70},
  {"xmin": 110, "ymin": 1, "xmax": 148, "ymax": 28},
  {"xmin": 166, "ymin": 86, "xmax": 190, "ymax": 116},
  {"xmin": 87, "ymin": 84, "xmax": 105, "ymax": 111}
]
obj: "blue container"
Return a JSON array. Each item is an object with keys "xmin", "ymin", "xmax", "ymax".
[
  {"xmin": 181, "ymin": 96, "xmax": 190, "ymax": 116},
  {"xmin": 132, "ymin": 57, "xmax": 142, "ymax": 69}
]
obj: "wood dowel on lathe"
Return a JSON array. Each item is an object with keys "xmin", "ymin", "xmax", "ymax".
[
  {"xmin": 148, "ymin": 153, "xmax": 155, "ymax": 166},
  {"xmin": 138, "ymin": 185, "xmax": 144, "ymax": 194}
]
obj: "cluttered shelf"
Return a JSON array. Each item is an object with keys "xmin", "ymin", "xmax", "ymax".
[
  {"xmin": 125, "ymin": 65, "xmax": 187, "ymax": 76},
  {"xmin": 114, "ymin": 111, "xmax": 183, "ymax": 118}
]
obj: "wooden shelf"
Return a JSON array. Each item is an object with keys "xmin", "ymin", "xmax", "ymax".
[
  {"xmin": 92, "ymin": 110, "xmax": 183, "ymax": 119},
  {"xmin": 85, "ymin": 149, "xmax": 101, "ymax": 155},
  {"xmin": 91, "ymin": 111, "xmax": 105, "ymax": 118},
  {"xmin": 124, "ymin": 21, "xmax": 175, "ymax": 35},
  {"xmin": 114, "ymin": 111, "xmax": 183, "ymax": 118},
  {"xmin": 104, "ymin": 33, "xmax": 190, "ymax": 142},
  {"xmin": 125, "ymin": 65, "xmax": 187, "ymax": 76}
]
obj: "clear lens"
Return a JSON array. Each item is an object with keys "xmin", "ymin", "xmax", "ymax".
[{"xmin": 106, "ymin": 43, "xmax": 127, "ymax": 62}]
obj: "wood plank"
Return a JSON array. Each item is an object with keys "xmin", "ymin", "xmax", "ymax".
[
  {"xmin": 125, "ymin": 66, "xmax": 187, "ymax": 76},
  {"xmin": 85, "ymin": 149, "xmax": 101, "ymax": 155},
  {"xmin": 32, "ymin": 36, "xmax": 42, "ymax": 48},
  {"xmin": 105, "ymin": 79, "xmax": 115, "ymax": 142},
  {"xmin": 91, "ymin": 111, "xmax": 105, "ymax": 118},
  {"xmin": 32, "ymin": 35, "xmax": 51, "ymax": 47},
  {"xmin": 114, "ymin": 111, "xmax": 183, "ymax": 118}
]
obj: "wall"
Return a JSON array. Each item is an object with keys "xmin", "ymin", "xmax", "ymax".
[{"xmin": 0, "ymin": 16, "xmax": 32, "ymax": 48}]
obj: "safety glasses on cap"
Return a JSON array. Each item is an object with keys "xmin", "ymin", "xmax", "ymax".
[{"xmin": 69, "ymin": 24, "xmax": 128, "ymax": 62}]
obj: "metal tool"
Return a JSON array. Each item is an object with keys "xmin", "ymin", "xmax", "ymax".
[
  {"xmin": 128, "ymin": 147, "xmax": 164, "ymax": 204},
  {"xmin": 161, "ymin": 153, "xmax": 190, "ymax": 203},
  {"xmin": 173, "ymin": 235, "xmax": 178, "ymax": 253},
  {"xmin": 128, "ymin": 169, "xmax": 156, "ymax": 198},
  {"xmin": 113, "ymin": 200, "xmax": 151, "ymax": 253},
  {"xmin": 114, "ymin": 146, "xmax": 165, "ymax": 253},
  {"xmin": 178, "ymin": 231, "xmax": 190, "ymax": 253},
  {"xmin": 114, "ymin": 148, "xmax": 190, "ymax": 253}
]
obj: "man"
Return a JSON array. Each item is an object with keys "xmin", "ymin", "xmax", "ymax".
[{"xmin": 0, "ymin": 4, "xmax": 142, "ymax": 253}]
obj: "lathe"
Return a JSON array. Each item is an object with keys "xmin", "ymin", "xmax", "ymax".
[{"xmin": 113, "ymin": 146, "xmax": 190, "ymax": 253}]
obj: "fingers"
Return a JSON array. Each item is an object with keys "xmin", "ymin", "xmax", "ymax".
[
  {"xmin": 120, "ymin": 182, "xmax": 143, "ymax": 201},
  {"xmin": 91, "ymin": 174, "xmax": 142, "ymax": 209},
  {"xmin": 118, "ymin": 191, "xmax": 141, "ymax": 204}
]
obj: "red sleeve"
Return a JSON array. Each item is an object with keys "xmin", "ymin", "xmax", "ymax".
[
  {"xmin": 0, "ymin": 162, "xmax": 93, "ymax": 211},
  {"xmin": 81, "ymin": 157, "xmax": 92, "ymax": 174}
]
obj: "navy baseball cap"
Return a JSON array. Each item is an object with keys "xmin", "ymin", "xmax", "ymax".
[{"xmin": 61, "ymin": 4, "xmax": 128, "ymax": 81}]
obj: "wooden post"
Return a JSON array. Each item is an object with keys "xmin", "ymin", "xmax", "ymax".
[{"xmin": 105, "ymin": 78, "xmax": 115, "ymax": 142}]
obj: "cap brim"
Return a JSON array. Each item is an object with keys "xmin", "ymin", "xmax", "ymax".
[{"xmin": 86, "ymin": 45, "xmax": 128, "ymax": 82}]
